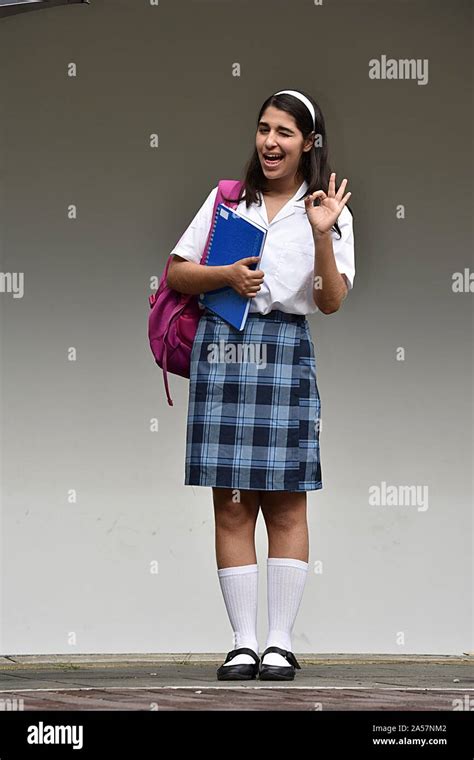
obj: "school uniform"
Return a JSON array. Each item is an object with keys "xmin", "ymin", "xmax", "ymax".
[{"xmin": 170, "ymin": 179, "xmax": 355, "ymax": 492}]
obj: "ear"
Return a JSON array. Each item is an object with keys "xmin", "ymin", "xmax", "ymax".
[{"xmin": 303, "ymin": 134, "xmax": 314, "ymax": 152}]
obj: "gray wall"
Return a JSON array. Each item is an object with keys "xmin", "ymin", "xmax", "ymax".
[{"xmin": 0, "ymin": 0, "xmax": 472, "ymax": 655}]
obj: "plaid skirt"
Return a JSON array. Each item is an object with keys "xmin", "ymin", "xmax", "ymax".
[{"xmin": 184, "ymin": 307, "xmax": 322, "ymax": 492}]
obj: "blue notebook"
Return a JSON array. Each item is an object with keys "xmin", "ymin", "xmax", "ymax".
[{"xmin": 199, "ymin": 203, "xmax": 267, "ymax": 331}]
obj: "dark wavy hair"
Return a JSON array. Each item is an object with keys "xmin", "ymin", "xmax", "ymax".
[{"xmin": 221, "ymin": 89, "xmax": 353, "ymax": 239}]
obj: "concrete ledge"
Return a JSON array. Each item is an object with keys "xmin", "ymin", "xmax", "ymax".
[{"xmin": 0, "ymin": 652, "xmax": 472, "ymax": 668}]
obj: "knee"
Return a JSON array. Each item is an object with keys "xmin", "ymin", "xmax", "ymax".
[
  {"xmin": 263, "ymin": 506, "xmax": 303, "ymax": 532},
  {"xmin": 214, "ymin": 500, "xmax": 259, "ymax": 532}
]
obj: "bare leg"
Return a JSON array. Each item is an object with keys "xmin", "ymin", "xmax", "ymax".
[
  {"xmin": 212, "ymin": 487, "xmax": 260, "ymax": 568},
  {"xmin": 213, "ymin": 488, "xmax": 261, "ymax": 668},
  {"xmin": 260, "ymin": 490, "xmax": 309, "ymax": 562},
  {"xmin": 259, "ymin": 490, "xmax": 310, "ymax": 668}
]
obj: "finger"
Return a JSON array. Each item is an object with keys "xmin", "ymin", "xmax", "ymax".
[
  {"xmin": 335, "ymin": 178, "xmax": 348, "ymax": 201},
  {"xmin": 339, "ymin": 192, "xmax": 352, "ymax": 207},
  {"xmin": 328, "ymin": 172, "xmax": 336, "ymax": 197},
  {"xmin": 239, "ymin": 256, "xmax": 260, "ymax": 265},
  {"xmin": 305, "ymin": 191, "xmax": 326, "ymax": 204}
]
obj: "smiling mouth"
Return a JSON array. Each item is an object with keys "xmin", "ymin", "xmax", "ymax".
[{"xmin": 262, "ymin": 153, "xmax": 284, "ymax": 167}]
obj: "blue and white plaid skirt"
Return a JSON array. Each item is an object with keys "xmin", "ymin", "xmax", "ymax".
[{"xmin": 184, "ymin": 308, "xmax": 322, "ymax": 492}]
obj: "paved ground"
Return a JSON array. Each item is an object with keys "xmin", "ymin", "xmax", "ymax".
[{"xmin": 0, "ymin": 654, "xmax": 472, "ymax": 711}]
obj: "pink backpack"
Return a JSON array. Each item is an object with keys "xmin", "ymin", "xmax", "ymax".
[{"xmin": 148, "ymin": 179, "xmax": 243, "ymax": 406}]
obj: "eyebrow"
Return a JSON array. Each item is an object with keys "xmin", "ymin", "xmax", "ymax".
[{"xmin": 258, "ymin": 120, "xmax": 295, "ymax": 133}]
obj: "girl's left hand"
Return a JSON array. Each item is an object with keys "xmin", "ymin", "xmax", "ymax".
[{"xmin": 304, "ymin": 172, "xmax": 352, "ymax": 235}]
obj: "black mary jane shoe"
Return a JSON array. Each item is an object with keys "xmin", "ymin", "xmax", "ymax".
[
  {"xmin": 258, "ymin": 646, "xmax": 302, "ymax": 681},
  {"xmin": 216, "ymin": 647, "xmax": 260, "ymax": 681}
]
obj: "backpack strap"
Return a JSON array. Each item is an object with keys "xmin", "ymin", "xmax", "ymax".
[
  {"xmin": 199, "ymin": 179, "xmax": 244, "ymax": 265},
  {"xmin": 162, "ymin": 179, "xmax": 244, "ymax": 406}
]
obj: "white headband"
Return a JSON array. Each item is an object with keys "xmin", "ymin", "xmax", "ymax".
[{"xmin": 274, "ymin": 89, "xmax": 316, "ymax": 131}]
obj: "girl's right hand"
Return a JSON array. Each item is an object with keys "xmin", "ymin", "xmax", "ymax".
[{"xmin": 226, "ymin": 256, "xmax": 264, "ymax": 298}]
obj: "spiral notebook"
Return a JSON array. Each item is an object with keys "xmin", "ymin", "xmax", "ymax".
[{"xmin": 199, "ymin": 203, "xmax": 267, "ymax": 331}]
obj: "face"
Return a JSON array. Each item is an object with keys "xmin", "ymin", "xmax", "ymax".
[{"xmin": 256, "ymin": 105, "xmax": 314, "ymax": 183}]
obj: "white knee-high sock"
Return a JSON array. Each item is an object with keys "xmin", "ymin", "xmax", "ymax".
[
  {"xmin": 263, "ymin": 557, "xmax": 309, "ymax": 666},
  {"xmin": 217, "ymin": 563, "xmax": 259, "ymax": 666}
]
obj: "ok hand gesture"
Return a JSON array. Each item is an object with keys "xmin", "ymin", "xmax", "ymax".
[{"xmin": 304, "ymin": 172, "xmax": 352, "ymax": 235}]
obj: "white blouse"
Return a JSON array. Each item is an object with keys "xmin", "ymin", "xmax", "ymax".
[{"xmin": 169, "ymin": 178, "xmax": 355, "ymax": 316}]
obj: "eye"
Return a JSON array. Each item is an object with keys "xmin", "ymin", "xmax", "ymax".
[{"xmin": 259, "ymin": 127, "xmax": 291, "ymax": 136}]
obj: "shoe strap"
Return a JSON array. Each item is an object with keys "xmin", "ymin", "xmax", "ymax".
[
  {"xmin": 225, "ymin": 647, "xmax": 260, "ymax": 665},
  {"xmin": 262, "ymin": 646, "xmax": 301, "ymax": 669}
]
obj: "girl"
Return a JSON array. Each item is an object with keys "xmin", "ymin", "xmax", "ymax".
[{"xmin": 167, "ymin": 89, "xmax": 355, "ymax": 681}]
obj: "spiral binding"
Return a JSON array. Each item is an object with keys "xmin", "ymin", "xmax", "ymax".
[{"xmin": 203, "ymin": 202, "xmax": 224, "ymax": 266}]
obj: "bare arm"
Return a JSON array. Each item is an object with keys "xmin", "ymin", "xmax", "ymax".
[
  {"xmin": 166, "ymin": 255, "xmax": 231, "ymax": 295},
  {"xmin": 312, "ymin": 230, "xmax": 348, "ymax": 314},
  {"xmin": 167, "ymin": 254, "xmax": 264, "ymax": 297},
  {"xmin": 304, "ymin": 173, "xmax": 353, "ymax": 314}
]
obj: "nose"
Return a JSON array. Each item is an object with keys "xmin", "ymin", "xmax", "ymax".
[{"xmin": 264, "ymin": 134, "xmax": 279, "ymax": 149}]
